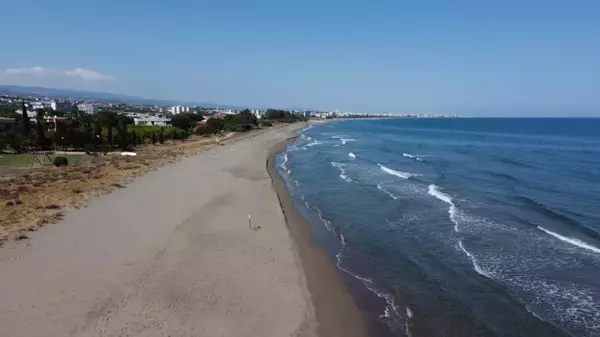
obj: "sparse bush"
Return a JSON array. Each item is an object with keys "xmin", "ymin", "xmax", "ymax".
[
  {"xmin": 195, "ymin": 125, "xmax": 219, "ymax": 136},
  {"xmin": 6, "ymin": 133, "xmax": 25, "ymax": 153},
  {"xmin": 224, "ymin": 124, "xmax": 252, "ymax": 132},
  {"xmin": 260, "ymin": 120, "xmax": 273, "ymax": 127},
  {"xmin": 53, "ymin": 156, "xmax": 69, "ymax": 167}
]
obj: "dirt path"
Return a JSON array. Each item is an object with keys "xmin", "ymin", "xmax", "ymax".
[{"xmin": 0, "ymin": 124, "xmax": 316, "ymax": 337}]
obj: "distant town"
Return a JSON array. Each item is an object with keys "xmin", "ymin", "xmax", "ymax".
[{"xmin": 0, "ymin": 91, "xmax": 458, "ymax": 127}]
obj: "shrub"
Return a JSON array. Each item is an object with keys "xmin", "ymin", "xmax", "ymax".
[
  {"xmin": 224, "ymin": 124, "xmax": 251, "ymax": 132},
  {"xmin": 195, "ymin": 125, "xmax": 219, "ymax": 136},
  {"xmin": 53, "ymin": 156, "xmax": 69, "ymax": 167},
  {"xmin": 6, "ymin": 133, "xmax": 25, "ymax": 153},
  {"xmin": 260, "ymin": 120, "xmax": 273, "ymax": 127},
  {"xmin": 206, "ymin": 118, "xmax": 225, "ymax": 130}
]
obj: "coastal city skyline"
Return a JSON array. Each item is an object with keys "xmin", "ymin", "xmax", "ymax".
[{"xmin": 1, "ymin": 1, "xmax": 599, "ymax": 116}]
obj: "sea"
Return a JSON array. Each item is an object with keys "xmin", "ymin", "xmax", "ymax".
[{"xmin": 275, "ymin": 118, "xmax": 600, "ymax": 337}]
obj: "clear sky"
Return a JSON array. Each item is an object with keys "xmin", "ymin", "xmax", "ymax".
[{"xmin": 1, "ymin": 0, "xmax": 599, "ymax": 116}]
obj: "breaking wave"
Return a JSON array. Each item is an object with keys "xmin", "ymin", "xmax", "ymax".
[
  {"xmin": 537, "ymin": 226, "xmax": 600, "ymax": 254},
  {"xmin": 377, "ymin": 183, "xmax": 399, "ymax": 200},
  {"xmin": 378, "ymin": 164, "xmax": 421, "ymax": 179},
  {"xmin": 403, "ymin": 153, "xmax": 423, "ymax": 161},
  {"xmin": 331, "ymin": 162, "xmax": 354, "ymax": 183},
  {"xmin": 427, "ymin": 184, "xmax": 461, "ymax": 232},
  {"xmin": 280, "ymin": 153, "xmax": 288, "ymax": 170},
  {"xmin": 348, "ymin": 152, "xmax": 356, "ymax": 159},
  {"xmin": 458, "ymin": 240, "xmax": 493, "ymax": 278}
]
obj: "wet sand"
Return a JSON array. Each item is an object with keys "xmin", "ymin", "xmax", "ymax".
[{"xmin": 267, "ymin": 136, "xmax": 369, "ymax": 337}]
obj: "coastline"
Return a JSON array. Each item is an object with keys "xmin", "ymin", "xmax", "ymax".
[{"xmin": 267, "ymin": 135, "xmax": 369, "ymax": 337}]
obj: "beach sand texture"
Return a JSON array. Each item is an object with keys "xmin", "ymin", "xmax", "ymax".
[{"xmin": 0, "ymin": 124, "xmax": 316, "ymax": 337}]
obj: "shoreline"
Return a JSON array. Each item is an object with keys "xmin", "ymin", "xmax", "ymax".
[{"xmin": 266, "ymin": 135, "xmax": 369, "ymax": 337}]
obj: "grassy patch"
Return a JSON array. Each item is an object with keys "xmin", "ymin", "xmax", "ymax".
[{"xmin": 0, "ymin": 154, "xmax": 92, "ymax": 168}]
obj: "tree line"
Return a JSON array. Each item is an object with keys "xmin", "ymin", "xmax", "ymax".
[
  {"xmin": 195, "ymin": 109, "xmax": 307, "ymax": 136},
  {"xmin": 0, "ymin": 105, "xmax": 192, "ymax": 154},
  {"xmin": 1, "ymin": 104, "xmax": 309, "ymax": 152}
]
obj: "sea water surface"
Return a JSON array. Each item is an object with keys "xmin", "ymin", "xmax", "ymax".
[{"xmin": 276, "ymin": 118, "xmax": 600, "ymax": 337}]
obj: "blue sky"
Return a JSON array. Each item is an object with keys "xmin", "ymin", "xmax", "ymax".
[{"xmin": 1, "ymin": 0, "xmax": 599, "ymax": 116}]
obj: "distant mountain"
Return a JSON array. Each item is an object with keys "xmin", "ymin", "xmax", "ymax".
[{"xmin": 0, "ymin": 85, "xmax": 240, "ymax": 108}]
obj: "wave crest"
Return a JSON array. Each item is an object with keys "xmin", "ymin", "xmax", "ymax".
[
  {"xmin": 403, "ymin": 153, "xmax": 423, "ymax": 161},
  {"xmin": 538, "ymin": 226, "xmax": 600, "ymax": 254},
  {"xmin": 378, "ymin": 164, "xmax": 420, "ymax": 179},
  {"xmin": 331, "ymin": 162, "xmax": 354, "ymax": 183}
]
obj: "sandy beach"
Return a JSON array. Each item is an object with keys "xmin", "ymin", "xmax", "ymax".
[{"xmin": 0, "ymin": 123, "xmax": 366, "ymax": 337}]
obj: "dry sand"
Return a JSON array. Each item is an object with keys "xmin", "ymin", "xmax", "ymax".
[{"xmin": 0, "ymin": 124, "xmax": 317, "ymax": 337}]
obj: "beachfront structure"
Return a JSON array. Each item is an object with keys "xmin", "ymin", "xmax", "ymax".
[
  {"xmin": 167, "ymin": 105, "xmax": 190, "ymax": 114},
  {"xmin": 77, "ymin": 103, "xmax": 99, "ymax": 114},
  {"xmin": 251, "ymin": 109, "xmax": 264, "ymax": 119},
  {"xmin": 30, "ymin": 101, "xmax": 55, "ymax": 111},
  {"xmin": 133, "ymin": 114, "xmax": 171, "ymax": 126}
]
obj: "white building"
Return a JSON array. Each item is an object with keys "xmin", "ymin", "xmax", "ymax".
[
  {"xmin": 30, "ymin": 101, "xmax": 56, "ymax": 111},
  {"xmin": 251, "ymin": 109, "xmax": 264, "ymax": 119},
  {"xmin": 133, "ymin": 114, "xmax": 171, "ymax": 126},
  {"xmin": 77, "ymin": 103, "xmax": 99, "ymax": 114},
  {"xmin": 167, "ymin": 105, "xmax": 190, "ymax": 114}
]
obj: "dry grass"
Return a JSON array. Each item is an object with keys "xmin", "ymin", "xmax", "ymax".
[{"xmin": 0, "ymin": 135, "xmax": 223, "ymax": 245}]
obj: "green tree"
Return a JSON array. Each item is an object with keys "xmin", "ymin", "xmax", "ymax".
[
  {"xmin": 170, "ymin": 114, "xmax": 192, "ymax": 131},
  {"xmin": 195, "ymin": 124, "xmax": 219, "ymax": 136},
  {"xmin": 21, "ymin": 101, "xmax": 31, "ymax": 136},
  {"xmin": 117, "ymin": 117, "xmax": 129, "ymax": 150},
  {"xmin": 207, "ymin": 117, "xmax": 225, "ymax": 131},
  {"xmin": 98, "ymin": 110, "xmax": 119, "ymax": 150},
  {"xmin": 35, "ymin": 108, "xmax": 47, "ymax": 148},
  {"xmin": 159, "ymin": 128, "xmax": 165, "ymax": 144},
  {"xmin": 239, "ymin": 109, "xmax": 258, "ymax": 126},
  {"xmin": 6, "ymin": 132, "xmax": 25, "ymax": 153}
]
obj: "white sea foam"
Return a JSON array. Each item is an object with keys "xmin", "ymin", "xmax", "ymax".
[
  {"xmin": 333, "ymin": 144, "xmax": 340, "ymax": 147},
  {"xmin": 348, "ymin": 152, "xmax": 356, "ymax": 159},
  {"xmin": 377, "ymin": 184, "xmax": 399, "ymax": 200},
  {"xmin": 538, "ymin": 227, "xmax": 600, "ymax": 254},
  {"xmin": 316, "ymin": 203, "xmax": 408, "ymax": 334},
  {"xmin": 427, "ymin": 184, "xmax": 460, "ymax": 231},
  {"xmin": 280, "ymin": 153, "xmax": 288, "ymax": 170},
  {"xmin": 299, "ymin": 124, "xmax": 313, "ymax": 133},
  {"xmin": 315, "ymin": 208, "xmax": 333, "ymax": 230},
  {"xmin": 403, "ymin": 152, "xmax": 423, "ymax": 161},
  {"xmin": 331, "ymin": 135, "xmax": 357, "ymax": 145},
  {"xmin": 406, "ymin": 307, "xmax": 413, "ymax": 318},
  {"xmin": 458, "ymin": 240, "xmax": 492, "ymax": 278},
  {"xmin": 306, "ymin": 140, "xmax": 321, "ymax": 147},
  {"xmin": 427, "ymin": 184, "xmax": 453, "ymax": 204},
  {"xmin": 336, "ymin": 251, "xmax": 373, "ymax": 283},
  {"xmin": 378, "ymin": 164, "xmax": 420, "ymax": 179},
  {"xmin": 331, "ymin": 162, "xmax": 353, "ymax": 183},
  {"xmin": 294, "ymin": 180, "xmax": 299, "ymax": 187},
  {"xmin": 286, "ymin": 169, "xmax": 291, "ymax": 175}
]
